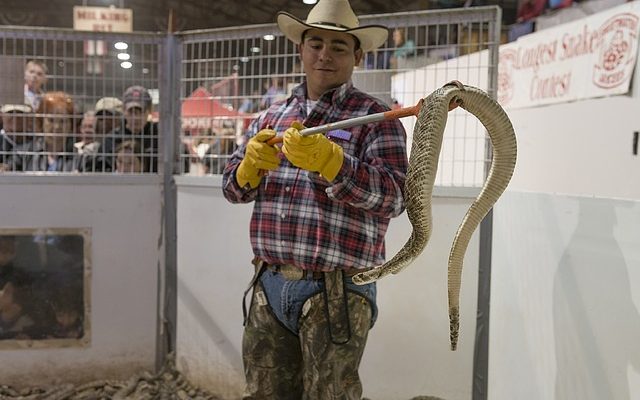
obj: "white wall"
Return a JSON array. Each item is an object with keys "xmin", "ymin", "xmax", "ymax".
[
  {"xmin": 489, "ymin": 18, "xmax": 640, "ymax": 398},
  {"xmin": 0, "ymin": 176, "xmax": 163, "ymax": 386},
  {"xmin": 506, "ymin": 94, "xmax": 640, "ymax": 200},
  {"xmin": 489, "ymin": 90, "xmax": 640, "ymax": 398},
  {"xmin": 176, "ymin": 177, "xmax": 481, "ymax": 400},
  {"xmin": 490, "ymin": 192, "xmax": 640, "ymax": 400}
]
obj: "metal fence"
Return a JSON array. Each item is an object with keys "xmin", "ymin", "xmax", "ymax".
[
  {"xmin": 0, "ymin": 27, "xmax": 164, "ymax": 173},
  {"xmin": 0, "ymin": 6, "xmax": 501, "ymax": 186},
  {"xmin": 175, "ymin": 7, "xmax": 501, "ymax": 186}
]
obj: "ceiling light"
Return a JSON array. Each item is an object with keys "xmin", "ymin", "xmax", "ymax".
[
  {"xmin": 240, "ymin": 57, "xmax": 250, "ymax": 63},
  {"xmin": 263, "ymin": 34, "xmax": 275, "ymax": 41},
  {"xmin": 250, "ymin": 47, "xmax": 261, "ymax": 53},
  {"xmin": 142, "ymin": 68, "xmax": 150, "ymax": 74},
  {"xmin": 120, "ymin": 61, "xmax": 133, "ymax": 69},
  {"xmin": 303, "ymin": 0, "xmax": 318, "ymax": 4},
  {"xmin": 117, "ymin": 53, "xmax": 130, "ymax": 60},
  {"xmin": 114, "ymin": 41, "xmax": 128, "ymax": 50}
]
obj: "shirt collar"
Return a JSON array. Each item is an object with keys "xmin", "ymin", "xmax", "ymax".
[{"xmin": 290, "ymin": 80, "xmax": 354, "ymax": 109}]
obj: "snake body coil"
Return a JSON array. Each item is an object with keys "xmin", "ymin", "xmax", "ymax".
[{"xmin": 352, "ymin": 82, "xmax": 517, "ymax": 351}]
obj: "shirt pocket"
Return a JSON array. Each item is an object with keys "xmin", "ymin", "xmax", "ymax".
[{"xmin": 328, "ymin": 127, "xmax": 360, "ymax": 158}]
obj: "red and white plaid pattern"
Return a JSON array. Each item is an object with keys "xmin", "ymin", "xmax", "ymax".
[{"xmin": 223, "ymin": 81, "xmax": 408, "ymax": 271}]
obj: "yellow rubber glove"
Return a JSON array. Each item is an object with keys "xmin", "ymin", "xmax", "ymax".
[
  {"xmin": 236, "ymin": 129, "xmax": 280, "ymax": 188},
  {"xmin": 282, "ymin": 121, "xmax": 344, "ymax": 182}
]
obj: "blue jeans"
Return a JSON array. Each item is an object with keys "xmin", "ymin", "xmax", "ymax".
[{"xmin": 258, "ymin": 268, "xmax": 378, "ymax": 335}]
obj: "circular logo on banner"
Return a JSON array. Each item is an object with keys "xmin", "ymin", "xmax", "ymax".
[
  {"xmin": 593, "ymin": 13, "xmax": 639, "ymax": 89},
  {"xmin": 498, "ymin": 49, "xmax": 517, "ymax": 106}
]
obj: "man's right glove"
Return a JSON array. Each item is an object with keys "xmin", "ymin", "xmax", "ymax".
[
  {"xmin": 282, "ymin": 121, "xmax": 344, "ymax": 182},
  {"xmin": 236, "ymin": 129, "xmax": 280, "ymax": 189}
]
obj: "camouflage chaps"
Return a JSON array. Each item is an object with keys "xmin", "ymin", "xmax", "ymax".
[{"xmin": 242, "ymin": 266, "xmax": 376, "ymax": 400}]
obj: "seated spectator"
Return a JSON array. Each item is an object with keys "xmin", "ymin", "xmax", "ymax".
[
  {"xmin": 76, "ymin": 97, "xmax": 124, "ymax": 172},
  {"xmin": 108, "ymin": 86, "xmax": 158, "ymax": 172},
  {"xmin": 24, "ymin": 60, "xmax": 48, "ymax": 111},
  {"xmin": 0, "ymin": 279, "xmax": 36, "ymax": 340},
  {"xmin": 365, "ymin": 48, "xmax": 391, "ymax": 69},
  {"xmin": 95, "ymin": 97, "xmax": 124, "ymax": 137},
  {"xmin": 114, "ymin": 140, "xmax": 145, "ymax": 173},
  {"xmin": 0, "ymin": 103, "xmax": 36, "ymax": 172},
  {"xmin": 548, "ymin": 0, "xmax": 572, "ymax": 11},
  {"xmin": 390, "ymin": 28, "xmax": 416, "ymax": 69},
  {"xmin": 74, "ymin": 110, "xmax": 96, "ymax": 151},
  {"xmin": 260, "ymin": 77, "xmax": 287, "ymax": 109},
  {"xmin": 238, "ymin": 89, "xmax": 261, "ymax": 114},
  {"xmin": 517, "ymin": 0, "xmax": 546, "ymax": 22},
  {"xmin": 30, "ymin": 92, "xmax": 77, "ymax": 172}
]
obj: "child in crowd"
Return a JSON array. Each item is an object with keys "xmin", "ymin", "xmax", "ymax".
[{"xmin": 115, "ymin": 139, "xmax": 145, "ymax": 173}]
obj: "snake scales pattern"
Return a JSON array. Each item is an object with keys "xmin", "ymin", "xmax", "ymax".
[{"xmin": 352, "ymin": 82, "xmax": 517, "ymax": 351}]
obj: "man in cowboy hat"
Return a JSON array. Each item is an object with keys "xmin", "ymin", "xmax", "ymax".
[{"xmin": 223, "ymin": 1, "xmax": 454, "ymax": 398}]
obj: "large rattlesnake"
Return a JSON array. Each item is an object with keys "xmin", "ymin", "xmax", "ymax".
[{"xmin": 352, "ymin": 82, "xmax": 517, "ymax": 351}]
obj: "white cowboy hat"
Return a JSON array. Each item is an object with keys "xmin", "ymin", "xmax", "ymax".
[{"xmin": 277, "ymin": 0, "xmax": 388, "ymax": 53}]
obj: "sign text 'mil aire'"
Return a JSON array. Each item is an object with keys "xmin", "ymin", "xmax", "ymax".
[{"xmin": 73, "ymin": 6, "xmax": 133, "ymax": 33}]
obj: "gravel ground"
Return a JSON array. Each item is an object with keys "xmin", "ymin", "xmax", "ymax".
[
  {"xmin": 0, "ymin": 358, "xmax": 447, "ymax": 400},
  {"xmin": 0, "ymin": 355, "xmax": 221, "ymax": 400}
]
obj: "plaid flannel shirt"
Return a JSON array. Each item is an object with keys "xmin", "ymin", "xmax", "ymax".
[{"xmin": 223, "ymin": 81, "xmax": 408, "ymax": 271}]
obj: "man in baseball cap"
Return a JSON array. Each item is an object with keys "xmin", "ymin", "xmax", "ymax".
[
  {"xmin": 1, "ymin": 103, "xmax": 35, "ymax": 171},
  {"xmin": 75, "ymin": 97, "xmax": 125, "ymax": 172},
  {"xmin": 94, "ymin": 97, "xmax": 124, "ymax": 137},
  {"xmin": 123, "ymin": 85, "xmax": 152, "ymax": 112},
  {"xmin": 109, "ymin": 85, "xmax": 158, "ymax": 172}
]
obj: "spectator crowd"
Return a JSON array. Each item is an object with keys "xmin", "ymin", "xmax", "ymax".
[{"xmin": 0, "ymin": 60, "xmax": 158, "ymax": 174}]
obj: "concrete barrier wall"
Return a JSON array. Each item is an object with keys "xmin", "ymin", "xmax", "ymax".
[{"xmin": 0, "ymin": 176, "xmax": 163, "ymax": 386}]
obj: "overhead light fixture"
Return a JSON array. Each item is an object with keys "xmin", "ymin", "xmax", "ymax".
[
  {"xmin": 240, "ymin": 57, "xmax": 250, "ymax": 63},
  {"xmin": 114, "ymin": 41, "xmax": 128, "ymax": 50},
  {"xmin": 263, "ymin": 34, "xmax": 275, "ymax": 41},
  {"xmin": 303, "ymin": 0, "xmax": 318, "ymax": 4},
  {"xmin": 142, "ymin": 68, "xmax": 150, "ymax": 74},
  {"xmin": 250, "ymin": 47, "xmax": 261, "ymax": 53},
  {"xmin": 117, "ymin": 53, "xmax": 130, "ymax": 60},
  {"xmin": 120, "ymin": 61, "xmax": 133, "ymax": 69}
]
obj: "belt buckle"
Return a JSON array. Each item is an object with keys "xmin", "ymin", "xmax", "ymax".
[{"xmin": 280, "ymin": 265, "xmax": 304, "ymax": 280}]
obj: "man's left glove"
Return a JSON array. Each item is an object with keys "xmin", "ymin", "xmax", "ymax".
[{"xmin": 282, "ymin": 121, "xmax": 344, "ymax": 182}]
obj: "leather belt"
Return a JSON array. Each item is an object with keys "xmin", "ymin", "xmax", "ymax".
[
  {"xmin": 255, "ymin": 258, "xmax": 372, "ymax": 281},
  {"xmin": 265, "ymin": 263, "xmax": 323, "ymax": 280}
]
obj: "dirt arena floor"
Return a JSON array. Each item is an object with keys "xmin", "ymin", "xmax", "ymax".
[
  {"xmin": 0, "ymin": 358, "xmax": 447, "ymax": 400},
  {"xmin": 0, "ymin": 356, "xmax": 221, "ymax": 400}
]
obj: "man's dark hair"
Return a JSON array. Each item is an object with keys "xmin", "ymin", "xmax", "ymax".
[{"xmin": 301, "ymin": 29, "xmax": 361, "ymax": 51}]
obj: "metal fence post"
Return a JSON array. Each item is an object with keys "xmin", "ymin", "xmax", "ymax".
[
  {"xmin": 157, "ymin": 32, "xmax": 181, "ymax": 370},
  {"xmin": 473, "ymin": 6, "xmax": 502, "ymax": 400}
]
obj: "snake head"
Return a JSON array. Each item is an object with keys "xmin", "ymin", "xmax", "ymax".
[
  {"xmin": 443, "ymin": 81, "xmax": 464, "ymax": 110},
  {"xmin": 445, "ymin": 80, "xmax": 465, "ymax": 90}
]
